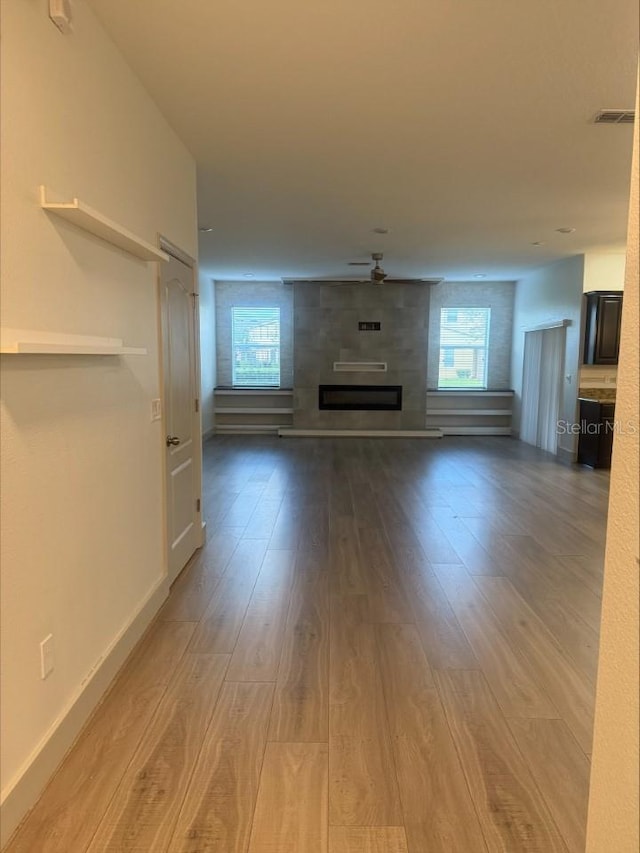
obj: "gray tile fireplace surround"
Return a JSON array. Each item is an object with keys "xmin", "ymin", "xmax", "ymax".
[{"xmin": 293, "ymin": 281, "xmax": 430, "ymax": 430}]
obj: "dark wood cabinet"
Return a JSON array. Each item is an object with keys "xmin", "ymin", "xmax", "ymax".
[
  {"xmin": 577, "ymin": 398, "xmax": 616, "ymax": 468},
  {"xmin": 583, "ymin": 291, "xmax": 623, "ymax": 364}
]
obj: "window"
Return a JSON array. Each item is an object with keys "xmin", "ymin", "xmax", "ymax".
[
  {"xmin": 232, "ymin": 307, "xmax": 281, "ymax": 387},
  {"xmin": 438, "ymin": 307, "xmax": 491, "ymax": 388},
  {"xmin": 443, "ymin": 349, "xmax": 455, "ymax": 368}
]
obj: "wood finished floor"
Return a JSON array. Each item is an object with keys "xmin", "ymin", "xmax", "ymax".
[{"xmin": 7, "ymin": 436, "xmax": 609, "ymax": 853}]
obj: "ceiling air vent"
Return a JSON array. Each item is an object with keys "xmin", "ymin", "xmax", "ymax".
[{"xmin": 594, "ymin": 109, "xmax": 635, "ymax": 124}]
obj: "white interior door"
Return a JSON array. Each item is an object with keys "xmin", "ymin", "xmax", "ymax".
[{"xmin": 161, "ymin": 252, "xmax": 201, "ymax": 583}]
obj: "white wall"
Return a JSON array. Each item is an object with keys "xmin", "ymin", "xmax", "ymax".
[
  {"xmin": 199, "ymin": 275, "xmax": 217, "ymax": 436},
  {"xmin": 583, "ymin": 251, "xmax": 626, "ymax": 292},
  {"xmin": 586, "ymin": 75, "xmax": 639, "ymax": 853},
  {"xmin": 510, "ymin": 256, "xmax": 584, "ymax": 457},
  {"xmin": 0, "ymin": 0, "xmax": 197, "ymax": 841}
]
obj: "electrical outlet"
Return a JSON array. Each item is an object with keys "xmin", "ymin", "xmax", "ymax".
[
  {"xmin": 151, "ymin": 398, "xmax": 162, "ymax": 421},
  {"xmin": 40, "ymin": 634, "xmax": 55, "ymax": 679}
]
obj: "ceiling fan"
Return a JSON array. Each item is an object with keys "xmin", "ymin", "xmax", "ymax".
[
  {"xmin": 333, "ymin": 253, "xmax": 443, "ymax": 285},
  {"xmin": 282, "ymin": 253, "xmax": 444, "ymax": 286}
]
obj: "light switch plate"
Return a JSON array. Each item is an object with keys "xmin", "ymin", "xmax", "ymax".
[{"xmin": 151, "ymin": 398, "xmax": 162, "ymax": 421}]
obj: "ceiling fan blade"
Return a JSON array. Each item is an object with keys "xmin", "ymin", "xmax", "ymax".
[
  {"xmin": 310, "ymin": 277, "xmax": 443, "ymax": 286},
  {"xmin": 384, "ymin": 277, "xmax": 444, "ymax": 285},
  {"xmin": 325, "ymin": 280, "xmax": 368, "ymax": 286}
]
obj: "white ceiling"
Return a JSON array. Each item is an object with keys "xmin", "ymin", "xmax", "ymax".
[{"xmin": 86, "ymin": 0, "xmax": 637, "ymax": 282}]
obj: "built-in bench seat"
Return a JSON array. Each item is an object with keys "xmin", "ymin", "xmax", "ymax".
[
  {"xmin": 426, "ymin": 390, "xmax": 514, "ymax": 435},
  {"xmin": 214, "ymin": 388, "xmax": 294, "ymax": 434}
]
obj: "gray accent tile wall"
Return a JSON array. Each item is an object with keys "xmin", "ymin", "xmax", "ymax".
[
  {"xmin": 293, "ymin": 282, "xmax": 430, "ymax": 430},
  {"xmin": 214, "ymin": 280, "xmax": 293, "ymax": 387},
  {"xmin": 427, "ymin": 281, "xmax": 515, "ymax": 389}
]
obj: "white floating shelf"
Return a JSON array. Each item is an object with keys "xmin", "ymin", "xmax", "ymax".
[
  {"xmin": 214, "ymin": 388, "xmax": 293, "ymax": 396},
  {"xmin": 427, "ymin": 409, "xmax": 512, "ymax": 416},
  {"xmin": 333, "ymin": 361, "xmax": 387, "ymax": 372},
  {"xmin": 427, "ymin": 390, "xmax": 514, "ymax": 397},
  {"xmin": 215, "ymin": 424, "xmax": 289, "ymax": 433},
  {"xmin": 0, "ymin": 328, "xmax": 147, "ymax": 356},
  {"xmin": 39, "ymin": 186, "xmax": 169, "ymax": 262},
  {"xmin": 215, "ymin": 407, "xmax": 294, "ymax": 415}
]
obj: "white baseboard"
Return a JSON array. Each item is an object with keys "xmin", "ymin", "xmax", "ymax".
[
  {"xmin": 0, "ymin": 575, "xmax": 170, "ymax": 847},
  {"xmin": 278, "ymin": 428, "xmax": 443, "ymax": 438}
]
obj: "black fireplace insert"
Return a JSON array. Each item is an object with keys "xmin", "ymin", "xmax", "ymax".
[{"xmin": 318, "ymin": 384, "xmax": 402, "ymax": 411}]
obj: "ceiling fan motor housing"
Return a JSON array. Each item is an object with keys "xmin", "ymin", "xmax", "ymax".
[{"xmin": 371, "ymin": 252, "xmax": 386, "ymax": 282}]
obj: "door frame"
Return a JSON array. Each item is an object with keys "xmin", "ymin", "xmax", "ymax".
[{"xmin": 157, "ymin": 236, "xmax": 204, "ymax": 582}]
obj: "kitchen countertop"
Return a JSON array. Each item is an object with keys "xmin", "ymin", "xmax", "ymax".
[{"xmin": 578, "ymin": 387, "xmax": 616, "ymax": 403}]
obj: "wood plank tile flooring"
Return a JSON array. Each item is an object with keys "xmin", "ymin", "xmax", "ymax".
[{"xmin": 6, "ymin": 436, "xmax": 609, "ymax": 853}]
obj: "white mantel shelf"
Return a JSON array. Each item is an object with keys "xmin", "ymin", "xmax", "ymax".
[
  {"xmin": 39, "ymin": 186, "xmax": 169, "ymax": 262},
  {"xmin": 333, "ymin": 361, "xmax": 388, "ymax": 372},
  {"xmin": 0, "ymin": 329, "xmax": 147, "ymax": 356}
]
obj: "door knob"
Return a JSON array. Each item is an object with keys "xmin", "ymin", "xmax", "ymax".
[{"xmin": 166, "ymin": 435, "xmax": 181, "ymax": 446}]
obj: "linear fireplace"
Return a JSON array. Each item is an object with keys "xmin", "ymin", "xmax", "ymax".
[{"xmin": 318, "ymin": 384, "xmax": 402, "ymax": 411}]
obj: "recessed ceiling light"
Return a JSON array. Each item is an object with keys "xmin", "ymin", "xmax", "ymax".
[
  {"xmin": 372, "ymin": 227, "xmax": 389, "ymax": 234},
  {"xmin": 473, "ymin": 274, "xmax": 486, "ymax": 279},
  {"xmin": 556, "ymin": 227, "xmax": 576, "ymax": 234},
  {"xmin": 531, "ymin": 241, "xmax": 545, "ymax": 246},
  {"xmin": 198, "ymin": 226, "xmax": 213, "ymax": 232},
  {"xmin": 243, "ymin": 273, "xmax": 254, "ymax": 278}
]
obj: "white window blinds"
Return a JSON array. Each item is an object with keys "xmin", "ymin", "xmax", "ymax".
[
  {"xmin": 232, "ymin": 307, "xmax": 281, "ymax": 387},
  {"xmin": 438, "ymin": 307, "xmax": 491, "ymax": 388}
]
